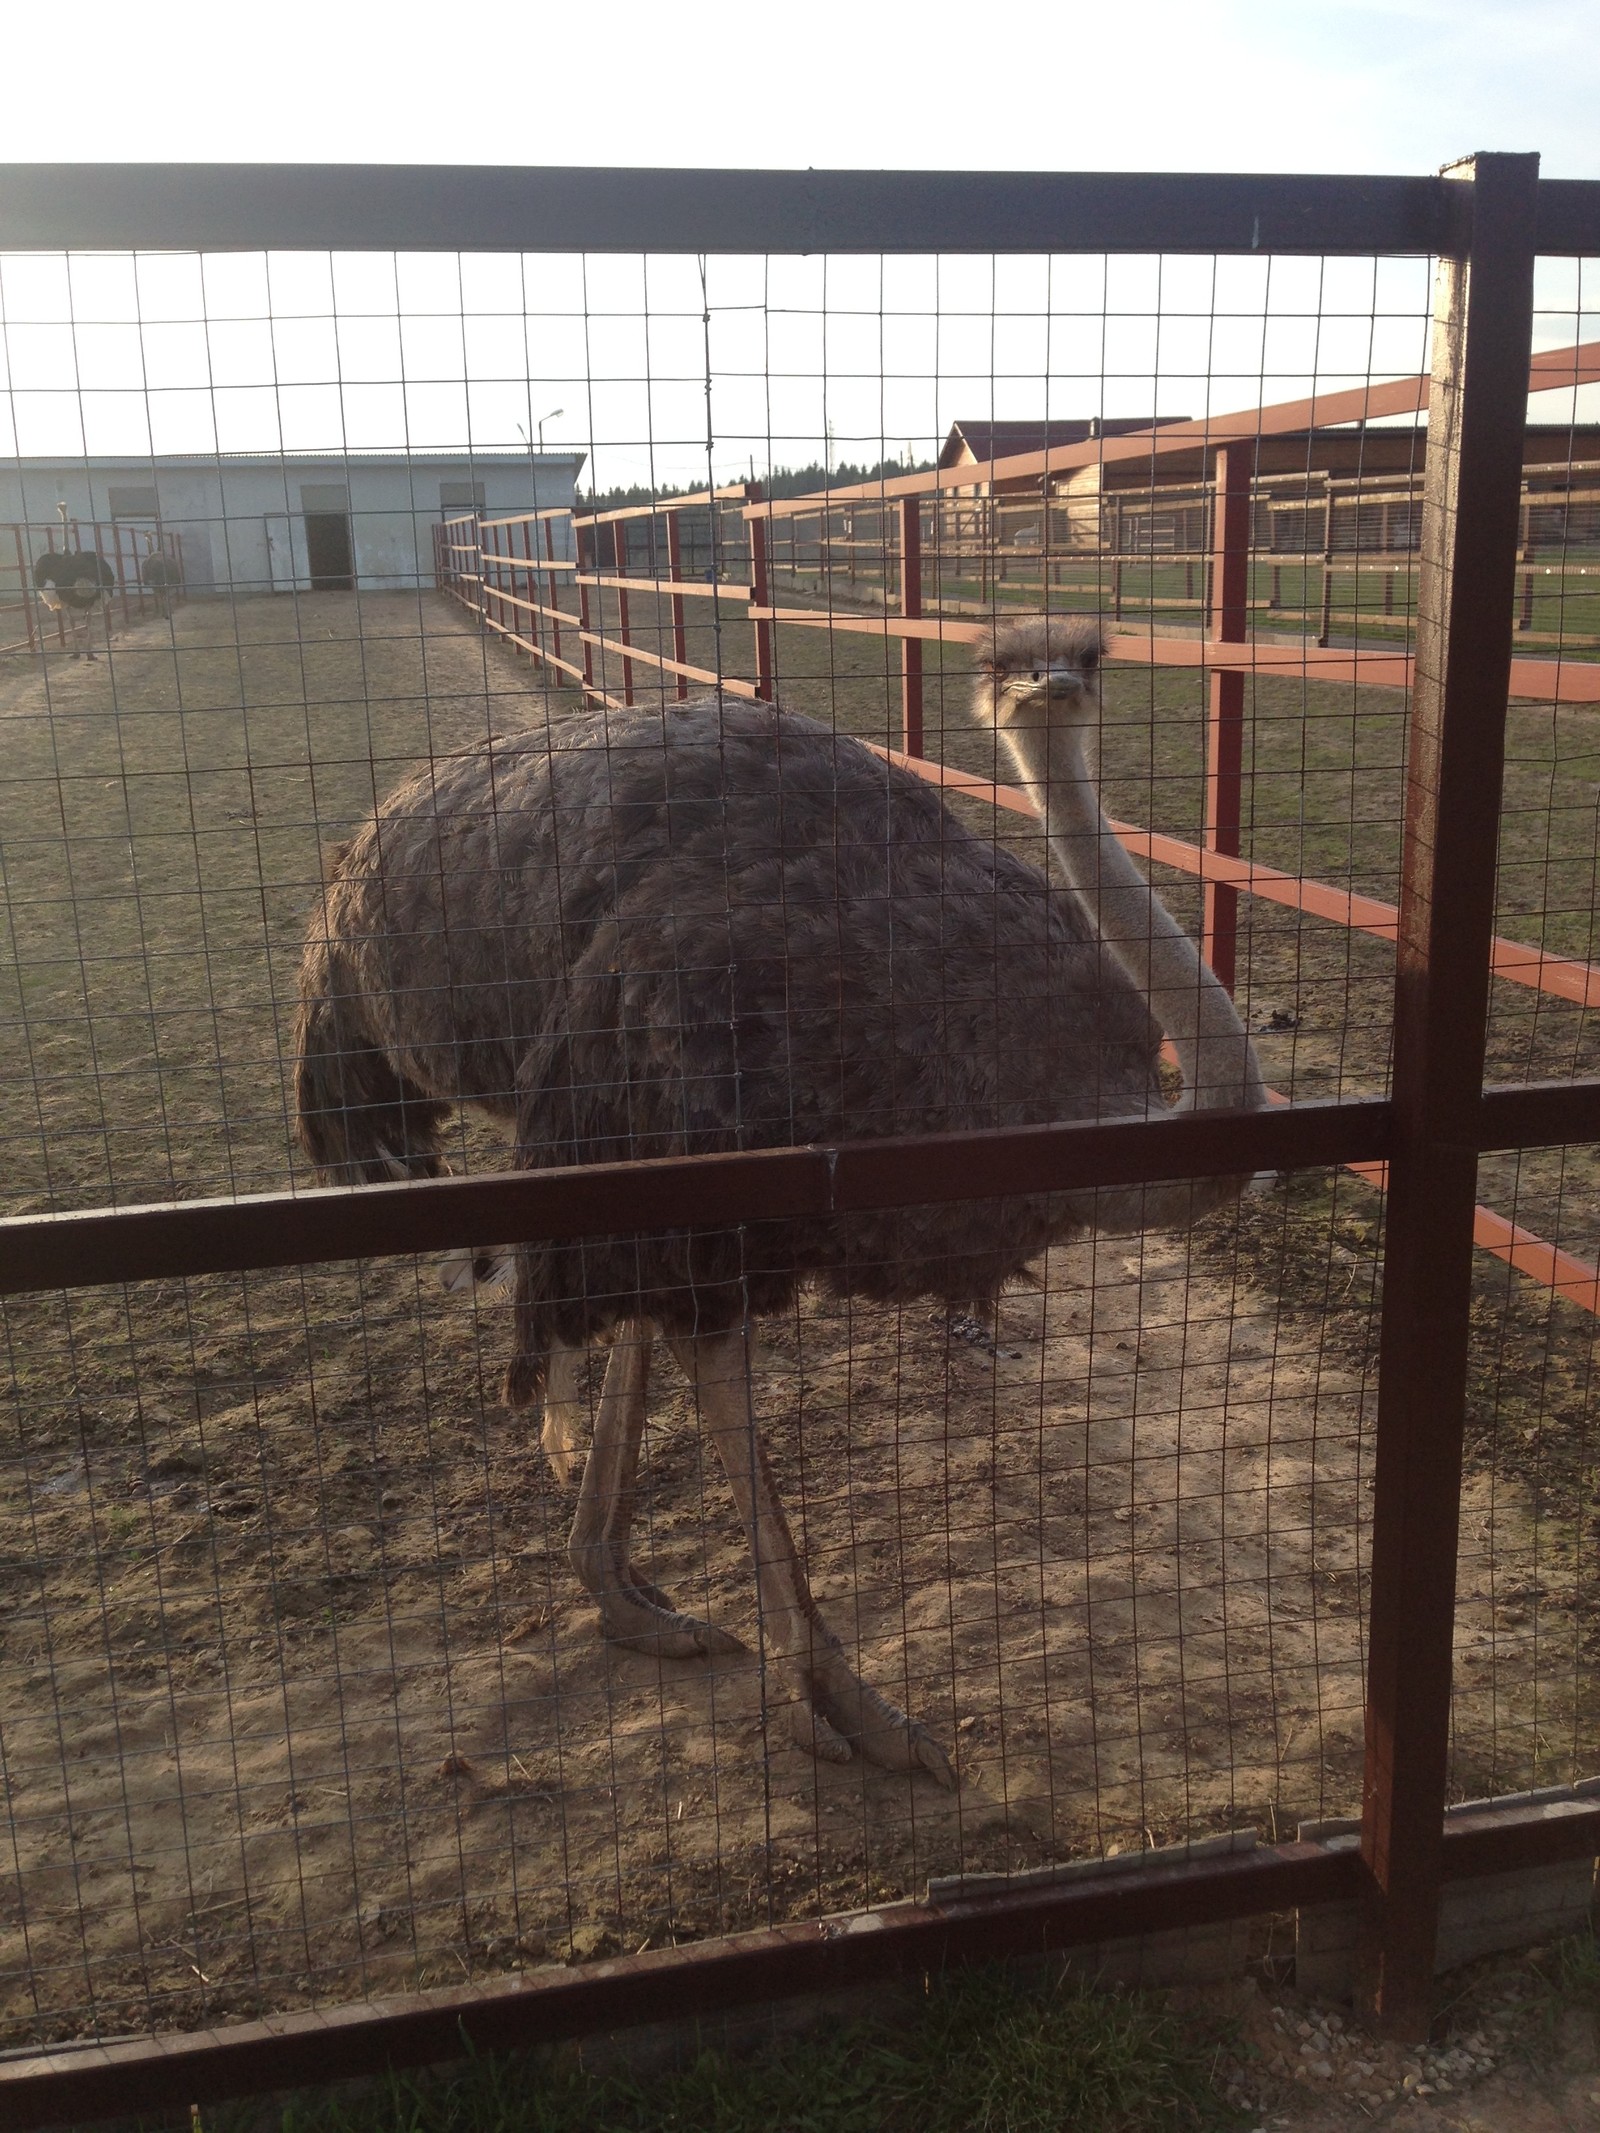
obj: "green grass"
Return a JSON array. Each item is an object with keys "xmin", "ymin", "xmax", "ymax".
[
  {"xmin": 261, "ymin": 1965, "xmax": 1240, "ymax": 2133},
  {"xmin": 772, "ymin": 555, "xmax": 1600, "ymax": 649}
]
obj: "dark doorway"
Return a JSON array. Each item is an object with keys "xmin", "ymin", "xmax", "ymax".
[{"xmin": 304, "ymin": 513, "xmax": 354, "ymax": 591}]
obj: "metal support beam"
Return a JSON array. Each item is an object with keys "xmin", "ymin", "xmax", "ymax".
[
  {"xmin": 0, "ymin": 164, "xmax": 1481, "ymax": 258},
  {"xmin": 1203, "ymin": 441, "xmax": 1251, "ymax": 990},
  {"xmin": 665, "ymin": 508, "xmax": 689, "ymax": 697},
  {"xmin": 900, "ymin": 496, "xmax": 925, "ymax": 756},
  {"xmin": 746, "ymin": 482, "xmax": 774, "ymax": 699},
  {"xmin": 1357, "ymin": 150, "xmax": 1541, "ymax": 2039}
]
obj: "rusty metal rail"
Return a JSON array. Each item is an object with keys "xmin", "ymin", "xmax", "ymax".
[{"xmin": 3, "ymin": 1792, "xmax": 1597, "ymax": 2131}]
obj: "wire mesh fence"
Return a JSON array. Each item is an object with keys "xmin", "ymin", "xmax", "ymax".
[{"xmin": 0, "ymin": 161, "xmax": 1597, "ymax": 2093}]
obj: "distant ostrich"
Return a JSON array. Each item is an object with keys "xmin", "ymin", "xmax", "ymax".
[
  {"xmin": 294, "ymin": 617, "xmax": 1266, "ymax": 1785},
  {"xmin": 140, "ymin": 547, "xmax": 184, "ymax": 618},
  {"xmin": 33, "ymin": 507, "xmax": 115, "ymax": 659}
]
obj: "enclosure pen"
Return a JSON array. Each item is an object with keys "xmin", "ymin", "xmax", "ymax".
[{"xmin": 0, "ymin": 157, "xmax": 1599, "ymax": 2126}]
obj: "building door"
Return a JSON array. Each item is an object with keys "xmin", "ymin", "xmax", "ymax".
[
  {"xmin": 299, "ymin": 482, "xmax": 354, "ymax": 592},
  {"xmin": 303, "ymin": 513, "xmax": 353, "ymax": 591}
]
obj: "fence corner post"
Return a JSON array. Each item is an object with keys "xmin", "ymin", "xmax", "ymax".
[{"xmin": 1355, "ymin": 148, "xmax": 1540, "ymax": 2042}]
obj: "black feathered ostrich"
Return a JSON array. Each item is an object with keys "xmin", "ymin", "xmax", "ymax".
[
  {"xmin": 33, "ymin": 503, "xmax": 115, "ymax": 659},
  {"xmin": 294, "ymin": 617, "xmax": 1266, "ymax": 1786}
]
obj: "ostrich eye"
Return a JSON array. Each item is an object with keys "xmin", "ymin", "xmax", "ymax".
[
  {"xmin": 1030, "ymin": 669, "xmax": 1042, "ymax": 683},
  {"xmin": 1082, "ymin": 650, "xmax": 1099, "ymax": 671}
]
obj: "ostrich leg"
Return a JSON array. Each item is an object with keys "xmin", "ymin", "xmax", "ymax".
[
  {"xmin": 567, "ymin": 1321, "xmax": 741, "ymax": 1660},
  {"xmin": 670, "ymin": 1328, "xmax": 957, "ymax": 1788}
]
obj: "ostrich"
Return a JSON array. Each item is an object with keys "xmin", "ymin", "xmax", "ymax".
[
  {"xmin": 140, "ymin": 546, "xmax": 184, "ymax": 618},
  {"xmin": 33, "ymin": 507, "xmax": 115, "ymax": 659},
  {"xmin": 294, "ymin": 617, "xmax": 1266, "ymax": 1786}
]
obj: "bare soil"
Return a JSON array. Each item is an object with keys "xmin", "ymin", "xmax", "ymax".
[{"xmin": 0, "ymin": 592, "xmax": 1594, "ymax": 2049}]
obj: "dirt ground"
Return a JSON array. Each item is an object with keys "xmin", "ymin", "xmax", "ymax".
[{"xmin": 0, "ymin": 591, "xmax": 1595, "ymax": 2051}]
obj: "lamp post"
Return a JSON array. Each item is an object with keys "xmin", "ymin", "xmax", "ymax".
[{"xmin": 518, "ymin": 408, "xmax": 565, "ymax": 508}]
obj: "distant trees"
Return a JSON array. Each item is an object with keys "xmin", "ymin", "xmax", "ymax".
[
  {"xmin": 581, "ymin": 455, "xmax": 935, "ymax": 515},
  {"xmin": 762, "ymin": 456, "xmax": 937, "ymax": 500}
]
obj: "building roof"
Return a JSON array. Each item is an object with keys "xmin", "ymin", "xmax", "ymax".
[{"xmin": 937, "ymin": 419, "xmax": 1189, "ymax": 469}]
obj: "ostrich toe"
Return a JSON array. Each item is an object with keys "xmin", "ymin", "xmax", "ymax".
[
  {"xmin": 565, "ymin": 1323, "xmax": 741, "ymax": 1659},
  {"xmin": 785, "ymin": 1694, "xmax": 854, "ymax": 1766},
  {"xmin": 591, "ymin": 1564, "xmax": 744, "ymax": 1662},
  {"xmin": 794, "ymin": 1637, "xmax": 958, "ymax": 1789}
]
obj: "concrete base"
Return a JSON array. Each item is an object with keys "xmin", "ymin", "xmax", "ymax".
[{"xmin": 1296, "ymin": 1779, "xmax": 1600, "ymax": 1999}]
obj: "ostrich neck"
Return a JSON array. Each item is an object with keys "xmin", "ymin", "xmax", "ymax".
[{"xmin": 996, "ymin": 711, "xmax": 1266, "ymax": 1114}]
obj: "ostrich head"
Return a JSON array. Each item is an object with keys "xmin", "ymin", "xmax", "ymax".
[{"xmin": 972, "ymin": 614, "xmax": 1105, "ymax": 734}]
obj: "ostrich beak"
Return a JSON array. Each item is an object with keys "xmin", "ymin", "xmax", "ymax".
[{"xmin": 1044, "ymin": 664, "xmax": 1091, "ymax": 695}]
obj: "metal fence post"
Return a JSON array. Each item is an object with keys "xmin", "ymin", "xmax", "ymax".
[
  {"xmin": 578, "ymin": 568, "xmax": 595, "ymax": 697},
  {"xmin": 665, "ymin": 506, "xmax": 689, "ymax": 699},
  {"xmin": 1318, "ymin": 483, "xmax": 1337, "ymax": 646},
  {"xmin": 746, "ymin": 480, "xmax": 774, "ymax": 700},
  {"xmin": 14, "ymin": 523, "xmax": 38, "ymax": 653},
  {"xmin": 900, "ymin": 495, "xmax": 925, "ymax": 757},
  {"xmin": 519, "ymin": 517, "xmax": 538, "ymax": 661},
  {"xmin": 615, "ymin": 573, "xmax": 634, "ymax": 705},
  {"xmin": 1203, "ymin": 441, "xmax": 1250, "ymax": 991},
  {"xmin": 1356, "ymin": 150, "xmax": 1540, "ymax": 2040},
  {"xmin": 544, "ymin": 513, "xmax": 564, "ymax": 669}
]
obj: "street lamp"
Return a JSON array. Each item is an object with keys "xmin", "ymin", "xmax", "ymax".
[{"xmin": 518, "ymin": 409, "xmax": 566, "ymax": 505}]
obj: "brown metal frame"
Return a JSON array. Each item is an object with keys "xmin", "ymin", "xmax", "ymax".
[
  {"xmin": 1355, "ymin": 151, "xmax": 1543, "ymax": 2033},
  {"xmin": 5, "ymin": 1796, "xmax": 1597, "ymax": 2128},
  {"xmin": 2, "ymin": 154, "xmax": 1598, "ymax": 2113},
  {"xmin": 1202, "ymin": 441, "xmax": 1250, "ymax": 990}
]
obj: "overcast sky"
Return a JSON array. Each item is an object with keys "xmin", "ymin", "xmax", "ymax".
[
  {"xmin": 2, "ymin": 0, "xmax": 1595, "ymax": 492},
  {"xmin": 7, "ymin": 0, "xmax": 1594, "ymax": 178}
]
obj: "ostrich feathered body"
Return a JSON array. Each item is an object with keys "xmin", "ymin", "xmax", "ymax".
[{"xmin": 295, "ymin": 696, "xmax": 1164, "ymax": 1395}]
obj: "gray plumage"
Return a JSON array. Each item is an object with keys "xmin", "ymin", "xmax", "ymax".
[
  {"xmin": 295, "ymin": 688, "xmax": 1168, "ymax": 1405},
  {"xmin": 295, "ymin": 619, "xmax": 1264, "ymax": 1785}
]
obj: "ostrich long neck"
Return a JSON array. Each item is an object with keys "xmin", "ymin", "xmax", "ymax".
[{"xmin": 997, "ymin": 708, "xmax": 1266, "ymax": 1114}]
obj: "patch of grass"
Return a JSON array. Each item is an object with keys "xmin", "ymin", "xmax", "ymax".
[
  {"xmin": 258, "ymin": 1966, "xmax": 1240, "ymax": 2133},
  {"xmin": 1440, "ymin": 1928, "xmax": 1600, "ymax": 2070}
]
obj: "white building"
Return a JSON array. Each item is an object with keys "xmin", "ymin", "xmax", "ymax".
[{"xmin": 0, "ymin": 449, "xmax": 585, "ymax": 595}]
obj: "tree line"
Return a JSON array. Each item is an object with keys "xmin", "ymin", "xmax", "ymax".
[{"xmin": 582, "ymin": 455, "xmax": 935, "ymax": 514}]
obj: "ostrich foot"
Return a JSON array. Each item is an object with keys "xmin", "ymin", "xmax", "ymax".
[
  {"xmin": 667, "ymin": 1329, "xmax": 957, "ymax": 1789},
  {"xmin": 568, "ymin": 1321, "xmax": 741, "ymax": 1662},
  {"xmin": 580, "ymin": 1553, "xmax": 743, "ymax": 1662},
  {"xmin": 785, "ymin": 1637, "xmax": 956, "ymax": 1788}
]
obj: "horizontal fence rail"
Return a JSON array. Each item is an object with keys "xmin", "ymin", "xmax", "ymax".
[
  {"xmin": 3, "ymin": 1083, "xmax": 1598, "ymax": 1292},
  {"xmin": 7, "ymin": 1790, "xmax": 1599, "ymax": 2132},
  {"xmin": 0, "ymin": 166, "xmax": 1503, "ymax": 257}
]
